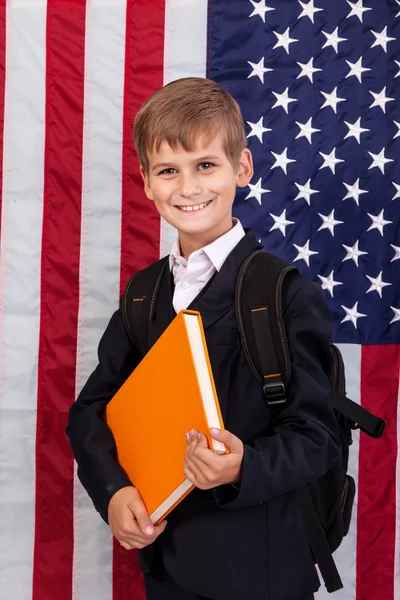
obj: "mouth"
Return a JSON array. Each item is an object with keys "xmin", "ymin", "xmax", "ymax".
[{"xmin": 175, "ymin": 199, "xmax": 213, "ymax": 213}]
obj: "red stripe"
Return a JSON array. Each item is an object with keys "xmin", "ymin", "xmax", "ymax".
[
  {"xmin": 33, "ymin": 2, "xmax": 86, "ymax": 599},
  {"xmin": 115, "ymin": 0, "xmax": 165, "ymax": 597},
  {"xmin": 0, "ymin": 0, "xmax": 6, "ymax": 239},
  {"xmin": 357, "ymin": 345, "xmax": 400, "ymax": 600}
]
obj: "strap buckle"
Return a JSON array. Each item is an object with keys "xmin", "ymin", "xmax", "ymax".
[
  {"xmin": 263, "ymin": 381, "xmax": 287, "ymax": 406},
  {"xmin": 367, "ymin": 418, "xmax": 386, "ymax": 439}
]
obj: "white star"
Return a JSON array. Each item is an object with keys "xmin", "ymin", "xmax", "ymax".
[
  {"xmin": 370, "ymin": 26, "xmax": 396, "ymax": 53},
  {"xmin": 295, "ymin": 118, "xmax": 321, "ymax": 144},
  {"xmin": 395, "ymin": 60, "xmax": 400, "ymax": 78},
  {"xmin": 293, "ymin": 240, "xmax": 319, "ymax": 267},
  {"xmin": 367, "ymin": 209, "xmax": 392, "ymax": 236},
  {"xmin": 394, "ymin": 120, "xmax": 400, "ymax": 139},
  {"xmin": 345, "ymin": 57, "xmax": 371, "ymax": 83},
  {"xmin": 318, "ymin": 210, "xmax": 344, "ymax": 236},
  {"xmin": 270, "ymin": 148, "xmax": 297, "ymax": 174},
  {"xmin": 298, "ymin": 0, "xmax": 323, "ymax": 22},
  {"xmin": 269, "ymin": 209, "xmax": 295, "ymax": 237},
  {"xmin": 245, "ymin": 178, "xmax": 270, "ymax": 205},
  {"xmin": 343, "ymin": 179, "xmax": 368, "ymax": 206},
  {"xmin": 246, "ymin": 117, "xmax": 272, "ymax": 143},
  {"xmin": 366, "ymin": 271, "xmax": 392, "ymax": 298},
  {"xmin": 249, "ymin": 0, "xmax": 275, "ymax": 22},
  {"xmin": 297, "ymin": 58, "xmax": 322, "ymax": 83},
  {"xmin": 321, "ymin": 87, "xmax": 346, "ymax": 113},
  {"xmin": 342, "ymin": 240, "xmax": 368, "ymax": 266},
  {"xmin": 346, "ymin": 0, "xmax": 372, "ymax": 23},
  {"xmin": 248, "ymin": 57, "xmax": 273, "ymax": 84},
  {"xmin": 319, "ymin": 148, "xmax": 345, "ymax": 174},
  {"xmin": 392, "ymin": 182, "xmax": 400, "ymax": 200},
  {"xmin": 294, "ymin": 179, "xmax": 319, "ymax": 205},
  {"xmin": 318, "ymin": 271, "xmax": 343, "ymax": 297},
  {"xmin": 390, "ymin": 307, "xmax": 400, "ymax": 324},
  {"xmin": 344, "ymin": 117, "xmax": 370, "ymax": 144},
  {"xmin": 341, "ymin": 302, "xmax": 367, "ymax": 329},
  {"xmin": 369, "ymin": 87, "xmax": 395, "ymax": 113},
  {"xmin": 368, "ymin": 148, "xmax": 394, "ymax": 174},
  {"xmin": 391, "ymin": 244, "xmax": 400, "ymax": 262},
  {"xmin": 322, "ymin": 27, "xmax": 347, "ymax": 53},
  {"xmin": 271, "ymin": 88, "xmax": 298, "ymax": 113},
  {"xmin": 396, "ymin": 0, "xmax": 400, "ymax": 17},
  {"xmin": 273, "ymin": 28, "xmax": 299, "ymax": 54}
]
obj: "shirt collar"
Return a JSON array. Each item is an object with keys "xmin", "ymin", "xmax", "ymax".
[{"xmin": 169, "ymin": 219, "xmax": 246, "ymax": 272}]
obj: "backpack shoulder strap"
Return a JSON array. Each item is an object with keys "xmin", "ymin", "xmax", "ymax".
[
  {"xmin": 121, "ymin": 256, "xmax": 169, "ymax": 356},
  {"xmin": 235, "ymin": 250, "xmax": 297, "ymax": 407}
]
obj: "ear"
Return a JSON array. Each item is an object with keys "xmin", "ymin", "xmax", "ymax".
[
  {"xmin": 140, "ymin": 166, "xmax": 154, "ymax": 201},
  {"xmin": 236, "ymin": 148, "xmax": 254, "ymax": 188}
]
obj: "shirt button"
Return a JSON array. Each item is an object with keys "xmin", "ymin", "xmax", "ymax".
[{"xmin": 182, "ymin": 281, "xmax": 190, "ymax": 289}]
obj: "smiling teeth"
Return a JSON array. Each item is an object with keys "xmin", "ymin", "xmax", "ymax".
[{"xmin": 179, "ymin": 201, "xmax": 210, "ymax": 212}]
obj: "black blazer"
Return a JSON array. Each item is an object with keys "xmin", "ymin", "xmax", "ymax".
[{"xmin": 66, "ymin": 232, "xmax": 341, "ymax": 600}]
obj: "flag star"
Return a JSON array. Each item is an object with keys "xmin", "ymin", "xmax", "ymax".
[
  {"xmin": 367, "ymin": 209, "xmax": 392, "ymax": 236},
  {"xmin": 294, "ymin": 179, "xmax": 319, "ymax": 205},
  {"xmin": 368, "ymin": 148, "xmax": 394, "ymax": 174},
  {"xmin": 342, "ymin": 240, "xmax": 368, "ymax": 266},
  {"xmin": 396, "ymin": 0, "xmax": 400, "ymax": 17},
  {"xmin": 392, "ymin": 182, "xmax": 400, "ymax": 200},
  {"xmin": 395, "ymin": 61, "xmax": 400, "ymax": 78},
  {"xmin": 391, "ymin": 244, "xmax": 400, "ymax": 262},
  {"xmin": 295, "ymin": 118, "xmax": 321, "ymax": 144},
  {"xmin": 369, "ymin": 87, "xmax": 395, "ymax": 113},
  {"xmin": 390, "ymin": 307, "xmax": 400, "ymax": 324},
  {"xmin": 293, "ymin": 240, "xmax": 319, "ymax": 267},
  {"xmin": 297, "ymin": 58, "xmax": 322, "ymax": 83},
  {"xmin": 370, "ymin": 26, "xmax": 396, "ymax": 53},
  {"xmin": 298, "ymin": 0, "xmax": 323, "ymax": 23},
  {"xmin": 271, "ymin": 148, "xmax": 297, "ymax": 174},
  {"xmin": 319, "ymin": 148, "xmax": 345, "ymax": 174},
  {"xmin": 273, "ymin": 27, "xmax": 299, "ymax": 54},
  {"xmin": 271, "ymin": 88, "xmax": 298, "ymax": 113},
  {"xmin": 318, "ymin": 210, "xmax": 344, "ymax": 236},
  {"xmin": 366, "ymin": 271, "xmax": 392, "ymax": 298},
  {"xmin": 245, "ymin": 177, "xmax": 271, "ymax": 205},
  {"xmin": 248, "ymin": 57, "xmax": 273, "ymax": 84},
  {"xmin": 341, "ymin": 302, "xmax": 367, "ymax": 329},
  {"xmin": 344, "ymin": 118, "xmax": 370, "ymax": 144},
  {"xmin": 249, "ymin": 0, "xmax": 275, "ymax": 22},
  {"xmin": 343, "ymin": 179, "xmax": 368, "ymax": 205},
  {"xmin": 394, "ymin": 120, "xmax": 400, "ymax": 139},
  {"xmin": 321, "ymin": 87, "xmax": 346, "ymax": 113},
  {"xmin": 322, "ymin": 27, "xmax": 347, "ymax": 53},
  {"xmin": 346, "ymin": 0, "xmax": 372, "ymax": 23},
  {"xmin": 318, "ymin": 271, "xmax": 343, "ymax": 297},
  {"xmin": 246, "ymin": 116, "xmax": 272, "ymax": 143},
  {"xmin": 269, "ymin": 209, "xmax": 295, "ymax": 237},
  {"xmin": 345, "ymin": 57, "xmax": 371, "ymax": 83}
]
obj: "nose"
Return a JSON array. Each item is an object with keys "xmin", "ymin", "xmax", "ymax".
[{"xmin": 177, "ymin": 171, "xmax": 202, "ymax": 198}]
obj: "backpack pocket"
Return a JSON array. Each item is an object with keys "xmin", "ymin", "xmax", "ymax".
[{"xmin": 341, "ymin": 474, "xmax": 355, "ymax": 537}]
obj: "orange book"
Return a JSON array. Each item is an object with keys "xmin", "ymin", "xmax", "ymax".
[{"xmin": 105, "ymin": 310, "xmax": 226, "ymax": 525}]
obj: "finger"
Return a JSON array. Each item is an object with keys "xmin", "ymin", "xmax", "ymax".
[
  {"xmin": 119, "ymin": 540, "xmax": 134, "ymax": 551},
  {"xmin": 128, "ymin": 500, "xmax": 155, "ymax": 537},
  {"xmin": 210, "ymin": 428, "xmax": 242, "ymax": 453},
  {"xmin": 185, "ymin": 454, "xmax": 211, "ymax": 484},
  {"xmin": 184, "ymin": 463, "xmax": 197, "ymax": 485}
]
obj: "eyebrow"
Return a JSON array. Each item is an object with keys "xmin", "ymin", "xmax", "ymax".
[{"xmin": 151, "ymin": 155, "xmax": 221, "ymax": 172}]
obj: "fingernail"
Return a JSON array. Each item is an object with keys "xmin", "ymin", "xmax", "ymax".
[
  {"xmin": 185, "ymin": 432, "xmax": 190, "ymax": 440},
  {"xmin": 145, "ymin": 525, "xmax": 154, "ymax": 535},
  {"xmin": 210, "ymin": 428, "xmax": 219, "ymax": 435},
  {"xmin": 197, "ymin": 433, "xmax": 201, "ymax": 440},
  {"xmin": 190, "ymin": 429, "xmax": 196, "ymax": 436}
]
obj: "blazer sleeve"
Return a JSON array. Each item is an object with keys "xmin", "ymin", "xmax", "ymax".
[
  {"xmin": 65, "ymin": 299, "xmax": 139, "ymax": 523},
  {"xmin": 213, "ymin": 279, "xmax": 342, "ymax": 509}
]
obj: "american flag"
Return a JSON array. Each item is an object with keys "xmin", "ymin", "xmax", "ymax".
[{"xmin": 0, "ymin": 1, "xmax": 398, "ymax": 600}]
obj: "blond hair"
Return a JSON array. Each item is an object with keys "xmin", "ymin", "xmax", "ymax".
[{"xmin": 134, "ymin": 77, "xmax": 247, "ymax": 174}]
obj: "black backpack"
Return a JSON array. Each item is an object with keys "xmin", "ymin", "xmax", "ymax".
[{"xmin": 121, "ymin": 249, "xmax": 386, "ymax": 594}]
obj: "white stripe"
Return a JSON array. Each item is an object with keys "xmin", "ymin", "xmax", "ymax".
[
  {"xmin": 72, "ymin": 2, "xmax": 127, "ymax": 599},
  {"xmin": 160, "ymin": 0, "xmax": 209, "ymax": 259},
  {"xmin": 0, "ymin": 2, "xmax": 47, "ymax": 597},
  {"xmin": 394, "ymin": 360, "xmax": 400, "ymax": 600},
  {"xmin": 318, "ymin": 344, "xmax": 361, "ymax": 600}
]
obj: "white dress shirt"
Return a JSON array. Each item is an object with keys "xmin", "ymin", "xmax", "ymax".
[{"xmin": 169, "ymin": 220, "xmax": 246, "ymax": 314}]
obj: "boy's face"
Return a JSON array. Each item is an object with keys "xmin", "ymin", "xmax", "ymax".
[{"xmin": 140, "ymin": 134, "xmax": 253, "ymax": 254}]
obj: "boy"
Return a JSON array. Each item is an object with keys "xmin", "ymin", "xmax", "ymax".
[{"xmin": 66, "ymin": 77, "xmax": 341, "ymax": 600}]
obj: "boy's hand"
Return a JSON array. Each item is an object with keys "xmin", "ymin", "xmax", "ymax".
[
  {"xmin": 108, "ymin": 486, "xmax": 167, "ymax": 550},
  {"xmin": 184, "ymin": 428, "xmax": 244, "ymax": 490}
]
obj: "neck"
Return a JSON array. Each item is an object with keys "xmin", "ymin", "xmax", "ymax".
[{"xmin": 179, "ymin": 219, "xmax": 235, "ymax": 260}]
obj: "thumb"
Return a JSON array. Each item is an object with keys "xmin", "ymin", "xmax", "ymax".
[
  {"xmin": 210, "ymin": 428, "xmax": 243, "ymax": 453},
  {"xmin": 129, "ymin": 498, "xmax": 154, "ymax": 536}
]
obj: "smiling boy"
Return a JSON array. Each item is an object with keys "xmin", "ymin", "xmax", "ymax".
[{"xmin": 67, "ymin": 77, "xmax": 341, "ymax": 600}]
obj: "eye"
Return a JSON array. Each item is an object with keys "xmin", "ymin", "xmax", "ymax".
[
  {"xmin": 158, "ymin": 168, "xmax": 177, "ymax": 176},
  {"xmin": 198, "ymin": 162, "xmax": 215, "ymax": 171}
]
